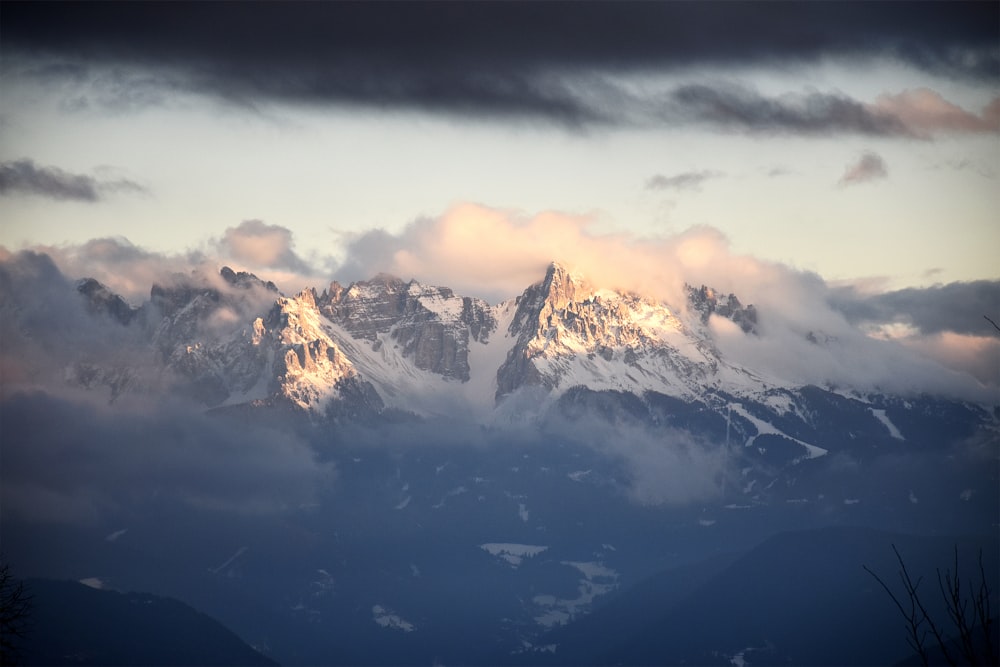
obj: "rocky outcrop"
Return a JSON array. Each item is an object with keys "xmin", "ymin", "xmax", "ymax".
[
  {"xmin": 249, "ymin": 291, "xmax": 383, "ymax": 414},
  {"xmin": 77, "ymin": 278, "xmax": 138, "ymax": 325},
  {"xmin": 220, "ymin": 265, "xmax": 279, "ymax": 293},
  {"xmin": 497, "ymin": 263, "xmax": 589, "ymax": 397},
  {"xmin": 686, "ymin": 284, "xmax": 758, "ymax": 334},
  {"xmin": 319, "ymin": 275, "xmax": 496, "ymax": 381}
]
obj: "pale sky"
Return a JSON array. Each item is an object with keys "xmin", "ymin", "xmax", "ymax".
[{"xmin": 1, "ymin": 2, "xmax": 998, "ymax": 292}]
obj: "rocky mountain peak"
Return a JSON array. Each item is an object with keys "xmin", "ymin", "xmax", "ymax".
[
  {"xmin": 293, "ymin": 287, "xmax": 318, "ymax": 310},
  {"xmin": 369, "ymin": 273, "xmax": 407, "ymax": 292},
  {"xmin": 686, "ymin": 284, "xmax": 758, "ymax": 334},
  {"xmin": 77, "ymin": 278, "xmax": 138, "ymax": 326},
  {"xmin": 541, "ymin": 261, "xmax": 588, "ymax": 307},
  {"xmin": 320, "ymin": 275, "xmax": 409, "ymax": 341},
  {"xmin": 149, "ymin": 277, "xmax": 221, "ymax": 321},
  {"xmin": 318, "ymin": 273, "xmax": 497, "ymax": 382},
  {"xmin": 506, "ymin": 262, "xmax": 589, "ymax": 338},
  {"xmin": 220, "ymin": 266, "xmax": 279, "ymax": 293},
  {"xmin": 495, "ymin": 264, "xmax": 728, "ymax": 402}
]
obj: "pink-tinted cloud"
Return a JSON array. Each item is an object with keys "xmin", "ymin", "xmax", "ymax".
[
  {"xmin": 871, "ymin": 88, "xmax": 1000, "ymax": 137},
  {"xmin": 218, "ymin": 219, "xmax": 310, "ymax": 272},
  {"xmin": 11, "ymin": 222, "xmax": 326, "ymax": 302},
  {"xmin": 838, "ymin": 151, "xmax": 888, "ymax": 186},
  {"xmin": 29, "ymin": 237, "xmax": 211, "ymax": 302},
  {"xmin": 340, "ymin": 202, "xmax": 792, "ymax": 308}
]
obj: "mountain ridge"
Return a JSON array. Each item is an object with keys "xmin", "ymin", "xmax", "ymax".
[
  {"xmin": 3, "ymin": 251, "xmax": 994, "ymax": 433},
  {"xmin": 65, "ymin": 259, "xmax": 778, "ymax": 418}
]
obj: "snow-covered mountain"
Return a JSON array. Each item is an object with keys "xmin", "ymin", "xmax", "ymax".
[
  {"xmin": 63, "ymin": 261, "xmax": 798, "ymax": 419},
  {"xmin": 20, "ymin": 257, "xmax": 983, "ymax": 446},
  {"xmin": 34, "ymin": 257, "xmax": 988, "ymax": 479},
  {"xmin": 0, "ymin": 250, "xmax": 988, "ymax": 464}
]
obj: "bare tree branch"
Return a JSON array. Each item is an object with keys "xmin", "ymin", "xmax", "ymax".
[{"xmin": 867, "ymin": 544, "xmax": 997, "ymax": 667}]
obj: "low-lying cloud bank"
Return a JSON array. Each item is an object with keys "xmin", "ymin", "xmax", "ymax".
[
  {"xmin": 4, "ymin": 219, "xmax": 325, "ymax": 303},
  {"xmin": 0, "ymin": 391, "xmax": 333, "ymax": 523}
]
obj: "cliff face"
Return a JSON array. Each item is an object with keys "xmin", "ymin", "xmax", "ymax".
[
  {"xmin": 686, "ymin": 284, "xmax": 758, "ymax": 334},
  {"xmin": 319, "ymin": 275, "xmax": 496, "ymax": 382}
]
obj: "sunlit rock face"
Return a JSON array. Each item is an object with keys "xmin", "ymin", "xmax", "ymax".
[
  {"xmin": 686, "ymin": 284, "xmax": 758, "ymax": 334},
  {"xmin": 495, "ymin": 263, "xmax": 735, "ymax": 402}
]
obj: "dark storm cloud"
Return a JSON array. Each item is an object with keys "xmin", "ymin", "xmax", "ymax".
[
  {"xmin": 646, "ymin": 170, "xmax": 723, "ymax": 192},
  {"xmin": 0, "ymin": 159, "xmax": 146, "ymax": 202},
  {"xmin": 830, "ymin": 281, "xmax": 1000, "ymax": 336},
  {"xmin": 3, "ymin": 2, "xmax": 996, "ymax": 125}
]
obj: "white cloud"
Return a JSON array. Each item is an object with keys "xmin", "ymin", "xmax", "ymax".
[
  {"xmin": 11, "ymin": 221, "xmax": 326, "ymax": 302},
  {"xmin": 218, "ymin": 219, "xmax": 310, "ymax": 272},
  {"xmin": 339, "ymin": 202, "xmax": 790, "ymax": 307}
]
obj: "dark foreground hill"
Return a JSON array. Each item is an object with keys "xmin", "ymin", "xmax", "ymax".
[
  {"xmin": 17, "ymin": 578, "xmax": 276, "ymax": 666},
  {"xmin": 535, "ymin": 526, "xmax": 999, "ymax": 666}
]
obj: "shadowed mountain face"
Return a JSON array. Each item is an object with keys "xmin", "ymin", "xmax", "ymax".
[{"xmin": 16, "ymin": 579, "xmax": 275, "ymax": 666}]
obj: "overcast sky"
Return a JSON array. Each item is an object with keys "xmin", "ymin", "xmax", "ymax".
[{"xmin": 1, "ymin": 2, "xmax": 997, "ymax": 297}]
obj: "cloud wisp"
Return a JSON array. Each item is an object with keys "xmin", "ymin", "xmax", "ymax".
[
  {"xmin": 646, "ymin": 170, "xmax": 724, "ymax": 192},
  {"xmin": 0, "ymin": 390, "xmax": 333, "ymax": 523},
  {"xmin": 828, "ymin": 280, "xmax": 1000, "ymax": 388},
  {"xmin": 664, "ymin": 84, "xmax": 915, "ymax": 137},
  {"xmin": 839, "ymin": 152, "xmax": 888, "ymax": 186},
  {"xmin": 831, "ymin": 280, "xmax": 1000, "ymax": 337},
  {"xmin": 659, "ymin": 84, "xmax": 1000, "ymax": 139},
  {"xmin": 0, "ymin": 159, "xmax": 146, "ymax": 202}
]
